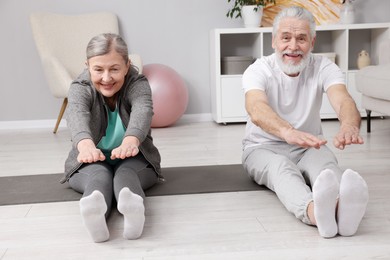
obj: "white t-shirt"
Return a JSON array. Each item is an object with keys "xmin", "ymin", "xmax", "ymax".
[{"xmin": 242, "ymin": 53, "xmax": 345, "ymax": 150}]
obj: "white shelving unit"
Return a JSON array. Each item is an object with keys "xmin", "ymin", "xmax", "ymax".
[{"xmin": 210, "ymin": 23, "xmax": 390, "ymax": 124}]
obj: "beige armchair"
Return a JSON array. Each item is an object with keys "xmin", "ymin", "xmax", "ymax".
[
  {"xmin": 30, "ymin": 12, "xmax": 142, "ymax": 133},
  {"xmin": 355, "ymin": 39, "xmax": 390, "ymax": 132}
]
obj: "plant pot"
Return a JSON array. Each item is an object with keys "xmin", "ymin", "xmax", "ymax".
[
  {"xmin": 339, "ymin": 1, "xmax": 355, "ymax": 24},
  {"xmin": 241, "ymin": 5, "xmax": 263, "ymax": 28}
]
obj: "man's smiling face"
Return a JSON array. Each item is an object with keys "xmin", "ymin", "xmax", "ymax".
[{"xmin": 272, "ymin": 17, "xmax": 315, "ymax": 76}]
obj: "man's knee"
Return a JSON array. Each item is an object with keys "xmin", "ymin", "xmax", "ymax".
[{"xmin": 244, "ymin": 151, "xmax": 298, "ymax": 184}]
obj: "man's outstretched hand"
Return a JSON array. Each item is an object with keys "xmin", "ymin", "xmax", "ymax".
[
  {"xmin": 333, "ymin": 124, "xmax": 364, "ymax": 150},
  {"xmin": 283, "ymin": 128, "xmax": 327, "ymax": 149}
]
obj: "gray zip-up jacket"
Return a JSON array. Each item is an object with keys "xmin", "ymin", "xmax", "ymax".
[{"xmin": 61, "ymin": 67, "xmax": 162, "ymax": 183}]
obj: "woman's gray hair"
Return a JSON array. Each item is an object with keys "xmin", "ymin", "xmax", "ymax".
[
  {"xmin": 86, "ymin": 33, "xmax": 129, "ymax": 63},
  {"xmin": 272, "ymin": 6, "xmax": 316, "ymax": 39}
]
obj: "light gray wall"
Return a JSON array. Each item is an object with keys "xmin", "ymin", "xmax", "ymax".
[{"xmin": 0, "ymin": 0, "xmax": 389, "ymax": 122}]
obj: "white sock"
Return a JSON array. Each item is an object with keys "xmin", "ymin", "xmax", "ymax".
[
  {"xmin": 312, "ymin": 169, "xmax": 339, "ymax": 238},
  {"xmin": 337, "ymin": 169, "xmax": 369, "ymax": 236},
  {"xmin": 79, "ymin": 190, "xmax": 109, "ymax": 243},
  {"xmin": 117, "ymin": 187, "xmax": 145, "ymax": 240}
]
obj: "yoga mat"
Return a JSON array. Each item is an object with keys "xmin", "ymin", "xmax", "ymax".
[{"xmin": 0, "ymin": 164, "xmax": 262, "ymax": 206}]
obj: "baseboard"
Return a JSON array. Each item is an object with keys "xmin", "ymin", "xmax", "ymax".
[
  {"xmin": 177, "ymin": 113, "xmax": 213, "ymax": 124},
  {"xmin": 0, "ymin": 119, "xmax": 67, "ymax": 131},
  {"xmin": 0, "ymin": 113, "xmax": 213, "ymax": 130}
]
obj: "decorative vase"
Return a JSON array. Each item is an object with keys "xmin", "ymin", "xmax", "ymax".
[
  {"xmin": 339, "ymin": 0, "xmax": 355, "ymax": 24},
  {"xmin": 357, "ymin": 50, "xmax": 371, "ymax": 69},
  {"xmin": 241, "ymin": 5, "xmax": 263, "ymax": 28}
]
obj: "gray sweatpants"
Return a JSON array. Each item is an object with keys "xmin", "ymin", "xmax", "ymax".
[
  {"xmin": 242, "ymin": 142, "xmax": 342, "ymax": 224},
  {"xmin": 69, "ymin": 153, "xmax": 158, "ymax": 218}
]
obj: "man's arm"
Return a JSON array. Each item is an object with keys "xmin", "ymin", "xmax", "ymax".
[
  {"xmin": 326, "ymin": 84, "xmax": 364, "ymax": 149},
  {"xmin": 245, "ymin": 89, "xmax": 327, "ymax": 149}
]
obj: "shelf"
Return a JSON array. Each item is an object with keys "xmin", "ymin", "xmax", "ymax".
[{"xmin": 210, "ymin": 23, "xmax": 390, "ymax": 123}]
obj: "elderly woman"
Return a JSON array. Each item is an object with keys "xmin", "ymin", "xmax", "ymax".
[{"xmin": 61, "ymin": 33, "xmax": 162, "ymax": 243}]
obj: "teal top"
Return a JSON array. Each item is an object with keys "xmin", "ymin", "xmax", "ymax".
[{"xmin": 97, "ymin": 106, "xmax": 126, "ymax": 165}]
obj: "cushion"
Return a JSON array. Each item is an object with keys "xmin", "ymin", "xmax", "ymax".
[{"xmin": 355, "ymin": 64, "xmax": 390, "ymax": 100}]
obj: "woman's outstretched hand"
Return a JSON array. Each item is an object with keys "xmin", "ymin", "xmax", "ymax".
[
  {"xmin": 111, "ymin": 136, "xmax": 140, "ymax": 159},
  {"xmin": 77, "ymin": 139, "xmax": 105, "ymax": 163}
]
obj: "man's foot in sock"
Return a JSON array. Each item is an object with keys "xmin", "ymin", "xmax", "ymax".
[
  {"xmin": 117, "ymin": 187, "xmax": 145, "ymax": 240},
  {"xmin": 80, "ymin": 190, "xmax": 109, "ymax": 242},
  {"xmin": 312, "ymin": 169, "xmax": 339, "ymax": 238},
  {"xmin": 337, "ymin": 169, "xmax": 369, "ymax": 236}
]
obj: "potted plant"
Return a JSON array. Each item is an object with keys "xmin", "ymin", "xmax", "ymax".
[{"xmin": 227, "ymin": 0, "xmax": 276, "ymax": 27}]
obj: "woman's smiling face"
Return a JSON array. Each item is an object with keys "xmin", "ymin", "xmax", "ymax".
[{"xmin": 87, "ymin": 49, "xmax": 130, "ymax": 99}]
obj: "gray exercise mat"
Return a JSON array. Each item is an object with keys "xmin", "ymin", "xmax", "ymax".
[{"xmin": 0, "ymin": 164, "xmax": 262, "ymax": 206}]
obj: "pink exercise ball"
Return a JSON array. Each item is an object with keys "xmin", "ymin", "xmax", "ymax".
[{"xmin": 143, "ymin": 63, "xmax": 189, "ymax": 128}]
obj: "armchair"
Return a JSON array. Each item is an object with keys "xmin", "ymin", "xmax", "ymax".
[
  {"xmin": 30, "ymin": 12, "xmax": 142, "ymax": 133},
  {"xmin": 355, "ymin": 39, "xmax": 390, "ymax": 132}
]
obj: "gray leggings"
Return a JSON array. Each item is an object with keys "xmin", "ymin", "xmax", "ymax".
[
  {"xmin": 242, "ymin": 143, "xmax": 342, "ymax": 224},
  {"xmin": 69, "ymin": 153, "xmax": 158, "ymax": 217}
]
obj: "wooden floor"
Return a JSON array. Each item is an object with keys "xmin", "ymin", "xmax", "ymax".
[{"xmin": 1, "ymin": 119, "xmax": 390, "ymax": 259}]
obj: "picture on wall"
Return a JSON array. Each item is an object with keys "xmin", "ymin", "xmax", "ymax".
[{"xmin": 262, "ymin": 0, "xmax": 343, "ymax": 26}]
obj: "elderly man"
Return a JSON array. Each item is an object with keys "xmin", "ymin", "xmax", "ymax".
[{"xmin": 242, "ymin": 6, "xmax": 369, "ymax": 238}]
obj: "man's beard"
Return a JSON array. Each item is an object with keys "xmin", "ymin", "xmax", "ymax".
[{"xmin": 275, "ymin": 50, "xmax": 311, "ymax": 76}]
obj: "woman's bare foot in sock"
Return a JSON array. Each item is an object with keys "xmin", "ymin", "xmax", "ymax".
[
  {"xmin": 80, "ymin": 190, "xmax": 109, "ymax": 242},
  {"xmin": 117, "ymin": 187, "xmax": 145, "ymax": 240}
]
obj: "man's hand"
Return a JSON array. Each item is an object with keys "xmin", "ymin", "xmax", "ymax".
[
  {"xmin": 326, "ymin": 84, "xmax": 363, "ymax": 150},
  {"xmin": 111, "ymin": 136, "xmax": 140, "ymax": 160},
  {"xmin": 333, "ymin": 124, "xmax": 364, "ymax": 150},
  {"xmin": 282, "ymin": 127, "xmax": 327, "ymax": 149},
  {"xmin": 77, "ymin": 139, "xmax": 105, "ymax": 163}
]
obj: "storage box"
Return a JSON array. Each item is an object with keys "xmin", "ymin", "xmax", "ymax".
[
  {"xmin": 221, "ymin": 56, "xmax": 254, "ymax": 75},
  {"xmin": 313, "ymin": 52, "xmax": 337, "ymax": 64}
]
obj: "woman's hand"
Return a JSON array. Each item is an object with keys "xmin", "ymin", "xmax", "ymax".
[
  {"xmin": 77, "ymin": 139, "xmax": 105, "ymax": 163},
  {"xmin": 111, "ymin": 136, "xmax": 140, "ymax": 160}
]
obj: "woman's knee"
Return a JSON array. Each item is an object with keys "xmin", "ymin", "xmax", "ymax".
[
  {"xmin": 69, "ymin": 164, "xmax": 112, "ymax": 192},
  {"xmin": 78, "ymin": 164, "xmax": 113, "ymax": 193},
  {"xmin": 138, "ymin": 167, "xmax": 158, "ymax": 190}
]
